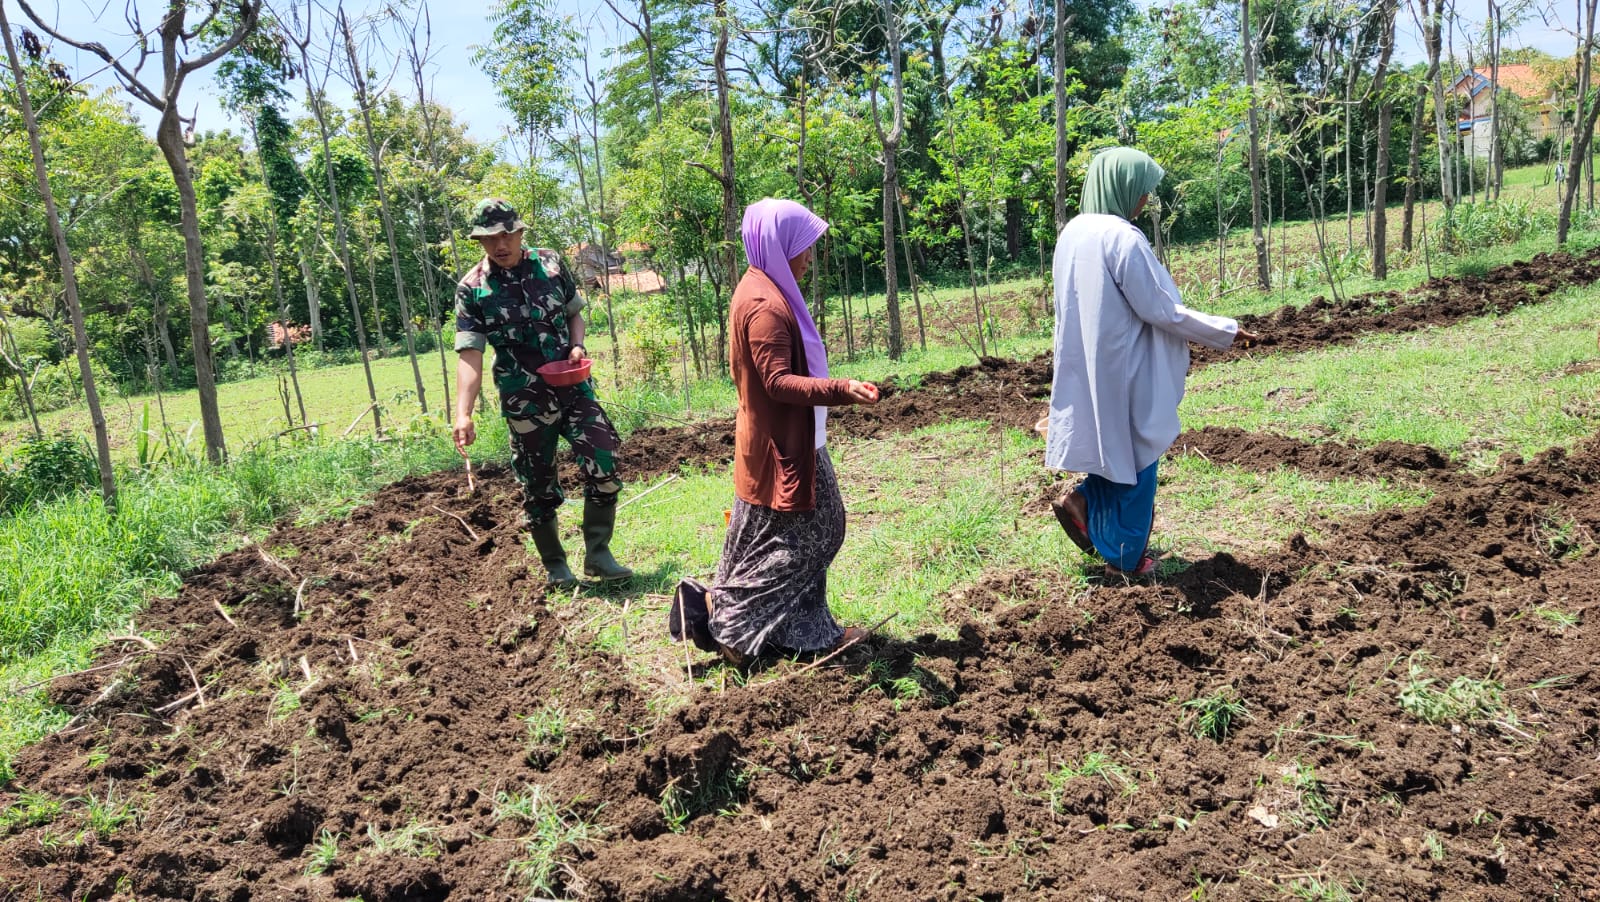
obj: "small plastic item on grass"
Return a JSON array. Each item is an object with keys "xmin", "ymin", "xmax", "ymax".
[{"xmin": 537, "ymin": 358, "xmax": 592, "ymax": 386}]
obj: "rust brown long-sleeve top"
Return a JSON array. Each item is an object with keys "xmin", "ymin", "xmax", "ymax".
[{"xmin": 730, "ymin": 267, "xmax": 855, "ymax": 511}]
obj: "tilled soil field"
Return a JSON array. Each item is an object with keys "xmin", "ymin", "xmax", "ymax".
[{"xmin": 3, "ymin": 251, "xmax": 1600, "ymax": 901}]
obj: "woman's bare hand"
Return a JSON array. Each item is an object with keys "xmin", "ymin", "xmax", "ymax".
[
  {"xmin": 1233, "ymin": 328, "xmax": 1260, "ymax": 348},
  {"xmin": 846, "ymin": 380, "xmax": 880, "ymax": 405}
]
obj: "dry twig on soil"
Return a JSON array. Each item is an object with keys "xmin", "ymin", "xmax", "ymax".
[
  {"xmin": 431, "ymin": 504, "xmax": 481, "ymax": 542},
  {"xmin": 251, "ymin": 541, "xmax": 296, "ymax": 580},
  {"xmin": 616, "ymin": 474, "xmax": 680, "ymax": 511},
  {"xmin": 104, "ymin": 634, "xmax": 157, "ymax": 650}
]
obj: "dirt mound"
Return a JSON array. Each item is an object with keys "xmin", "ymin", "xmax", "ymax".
[
  {"xmin": 4, "ymin": 419, "xmax": 1598, "ymax": 899},
  {"xmin": 1171, "ymin": 425, "xmax": 1463, "ymax": 488}
]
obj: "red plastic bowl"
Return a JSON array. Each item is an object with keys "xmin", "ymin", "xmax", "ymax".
[{"xmin": 537, "ymin": 358, "xmax": 592, "ymax": 386}]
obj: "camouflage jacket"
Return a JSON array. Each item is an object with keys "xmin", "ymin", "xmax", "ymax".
[{"xmin": 454, "ymin": 247, "xmax": 588, "ymax": 394}]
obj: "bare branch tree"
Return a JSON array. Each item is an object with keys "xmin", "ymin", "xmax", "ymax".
[{"xmin": 17, "ymin": 0, "xmax": 264, "ymax": 462}]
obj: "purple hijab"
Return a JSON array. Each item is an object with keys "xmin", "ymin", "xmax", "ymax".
[{"xmin": 741, "ymin": 198, "xmax": 832, "ymax": 445}]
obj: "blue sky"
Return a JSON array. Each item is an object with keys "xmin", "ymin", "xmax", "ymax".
[
  {"xmin": 10, "ymin": 0, "xmax": 621, "ymax": 148},
  {"xmin": 11, "ymin": 0, "xmax": 1586, "ymax": 150}
]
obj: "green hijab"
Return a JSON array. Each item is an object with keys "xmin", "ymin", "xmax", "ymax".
[{"xmin": 1079, "ymin": 147, "xmax": 1165, "ymax": 220}]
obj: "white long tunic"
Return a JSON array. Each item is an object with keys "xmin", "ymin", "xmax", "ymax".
[{"xmin": 1045, "ymin": 214, "xmax": 1239, "ymax": 485}]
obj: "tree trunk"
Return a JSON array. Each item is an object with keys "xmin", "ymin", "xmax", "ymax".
[
  {"xmin": 2, "ymin": 8, "xmax": 116, "ymax": 503},
  {"xmin": 895, "ymin": 192, "xmax": 926, "ymax": 350},
  {"xmin": 299, "ymin": 247, "xmax": 324, "ymax": 352},
  {"xmin": 1488, "ymin": 0, "xmax": 1502, "ymax": 197},
  {"xmin": 340, "ymin": 11, "xmax": 427, "ymax": 415},
  {"xmin": 0, "ymin": 307, "xmax": 42, "ymax": 438},
  {"xmin": 157, "ymin": 117, "xmax": 228, "ymax": 462},
  {"xmin": 713, "ymin": 0, "xmax": 739, "ymax": 373},
  {"xmin": 1402, "ymin": 85, "xmax": 1426, "ymax": 250},
  {"xmin": 870, "ymin": 0, "xmax": 907, "ymax": 360},
  {"xmin": 410, "ymin": 192, "xmax": 452, "ymax": 416},
  {"xmin": 1053, "ymin": 0, "xmax": 1070, "ymax": 230},
  {"xmin": 1241, "ymin": 0, "xmax": 1267, "ymax": 287},
  {"xmin": 581, "ymin": 55, "xmax": 622, "ymax": 373},
  {"xmin": 247, "ymin": 115, "xmax": 307, "ymax": 427},
  {"xmin": 1372, "ymin": 0, "xmax": 1398, "ymax": 279},
  {"xmin": 1560, "ymin": 0, "xmax": 1600, "ymax": 243},
  {"xmin": 1420, "ymin": 0, "xmax": 1456, "ymax": 208},
  {"xmin": 302, "ymin": 61, "xmax": 382, "ymax": 434}
]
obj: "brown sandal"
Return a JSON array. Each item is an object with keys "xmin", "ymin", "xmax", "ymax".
[{"xmin": 1051, "ymin": 493, "xmax": 1096, "ymax": 555}]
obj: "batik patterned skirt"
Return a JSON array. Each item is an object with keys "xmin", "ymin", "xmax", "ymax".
[{"xmin": 710, "ymin": 449, "xmax": 847, "ymax": 656}]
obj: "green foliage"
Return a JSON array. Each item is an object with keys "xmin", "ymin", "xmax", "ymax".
[
  {"xmin": 365, "ymin": 819, "xmax": 440, "ymax": 858},
  {"xmin": 305, "ymin": 829, "xmax": 342, "ymax": 876},
  {"xmin": 1434, "ymin": 199, "xmax": 1547, "ymax": 254},
  {"xmin": 0, "ymin": 790, "xmax": 62, "ymax": 834},
  {"xmin": 1046, "ymin": 751, "xmax": 1137, "ymax": 811},
  {"xmin": 523, "ymin": 703, "xmax": 571, "ymax": 767},
  {"xmin": 493, "ymin": 785, "xmax": 603, "ymax": 898},
  {"xmin": 1395, "ymin": 653, "xmax": 1517, "ymax": 730},
  {"xmin": 80, "ymin": 785, "xmax": 139, "ymax": 839},
  {"xmin": 475, "ymin": 0, "xmax": 579, "ymax": 138},
  {"xmin": 0, "ymin": 435, "xmax": 98, "ymax": 513},
  {"xmin": 1182, "ymin": 687, "xmax": 1249, "ymax": 741},
  {"xmin": 1280, "ymin": 760, "xmax": 1335, "ymax": 829}
]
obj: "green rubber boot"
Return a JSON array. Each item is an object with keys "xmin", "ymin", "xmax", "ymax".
[
  {"xmin": 528, "ymin": 516, "xmax": 577, "ymax": 588},
  {"xmin": 581, "ymin": 502, "xmax": 634, "ymax": 581}
]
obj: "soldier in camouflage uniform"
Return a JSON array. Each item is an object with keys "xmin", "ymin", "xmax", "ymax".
[{"xmin": 451, "ymin": 199, "xmax": 632, "ymax": 586}]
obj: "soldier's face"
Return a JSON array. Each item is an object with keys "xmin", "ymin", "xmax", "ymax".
[{"xmin": 477, "ymin": 230, "xmax": 524, "ymax": 268}]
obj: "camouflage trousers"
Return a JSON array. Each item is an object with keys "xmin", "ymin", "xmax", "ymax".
[{"xmin": 502, "ymin": 379, "xmax": 623, "ymax": 526}]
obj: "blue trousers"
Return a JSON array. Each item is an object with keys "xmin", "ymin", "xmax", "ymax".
[{"xmin": 1079, "ymin": 460, "xmax": 1158, "ymax": 571}]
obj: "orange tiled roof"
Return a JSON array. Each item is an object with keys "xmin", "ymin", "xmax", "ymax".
[
  {"xmin": 601, "ymin": 270, "xmax": 666, "ymax": 295},
  {"xmin": 1471, "ymin": 64, "xmax": 1550, "ymax": 100}
]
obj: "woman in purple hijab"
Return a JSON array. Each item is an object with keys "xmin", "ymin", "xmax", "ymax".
[{"xmin": 670, "ymin": 199, "xmax": 880, "ymax": 663}]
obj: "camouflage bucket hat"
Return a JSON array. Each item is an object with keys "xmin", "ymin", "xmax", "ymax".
[{"xmin": 469, "ymin": 198, "xmax": 528, "ymax": 237}]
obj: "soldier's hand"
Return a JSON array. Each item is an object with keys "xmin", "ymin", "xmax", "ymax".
[
  {"xmin": 568, "ymin": 345, "xmax": 588, "ymax": 362},
  {"xmin": 453, "ymin": 416, "xmax": 476, "ymax": 452}
]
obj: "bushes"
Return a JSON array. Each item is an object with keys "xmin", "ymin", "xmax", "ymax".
[
  {"xmin": 1433, "ymin": 199, "xmax": 1547, "ymax": 254},
  {"xmin": 0, "ymin": 436, "xmax": 99, "ymax": 514}
]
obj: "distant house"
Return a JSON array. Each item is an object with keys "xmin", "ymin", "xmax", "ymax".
[
  {"xmin": 1449, "ymin": 64, "xmax": 1561, "ymax": 158},
  {"xmin": 605, "ymin": 271, "xmax": 666, "ymax": 295},
  {"xmin": 267, "ymin": 321, "xmax": 312, "ymax": 349},
  {"xmin": 566, "ymin": 243, "xmax": 625, "ymax": 288},
  {"xmin": 564, "ymin": 242, "xmax": 666, "ymax": 296}
]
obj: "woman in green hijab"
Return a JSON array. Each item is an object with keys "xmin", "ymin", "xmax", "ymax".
[{"xmin": 1043, "ymin": 148, "xmax": 1259, "ymax": 577}]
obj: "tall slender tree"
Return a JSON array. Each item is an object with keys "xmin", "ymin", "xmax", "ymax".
[
  {"xmin": 17, "ymin": 0, "xmax": 263, "ymax": 463},
  {"xmin": 1, "ymin": 12, "xmax": 115, "ymax": 506},
  {"xmin": 289, "ymin": 1, "xmax": 383, "ymax": 434},
  {"xmin": 1560, "ymin": 0, "xmax": 1600, "ymax": 243},
  {"xmin": 339, "ymin": 7, "xmax": 428, "ymax": 415},
  {"xmin": 867, "ymin": 0, "xmax": 907, "ymax": 360},
  {"xmin": 1371, "ymin": 0, "xmax": 1399, "ymax": 279},
  {"xmin": 1242, "ymin": 0, "xmax": 1270, "ymax": 289}
]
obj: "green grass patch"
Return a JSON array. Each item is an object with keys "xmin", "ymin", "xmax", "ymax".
[
  {"xmin": 1183, "ymin": 281, "xmax": 1600, "ymax": 464},
  {"xmin": 1157, "ymin": 454, "xmax": 1433, "ymax": 555}
]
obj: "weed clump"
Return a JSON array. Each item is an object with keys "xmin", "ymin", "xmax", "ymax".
[{"xmin": 1182, "ymin": 686, "xmax": 1249, "ymax": 741}]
